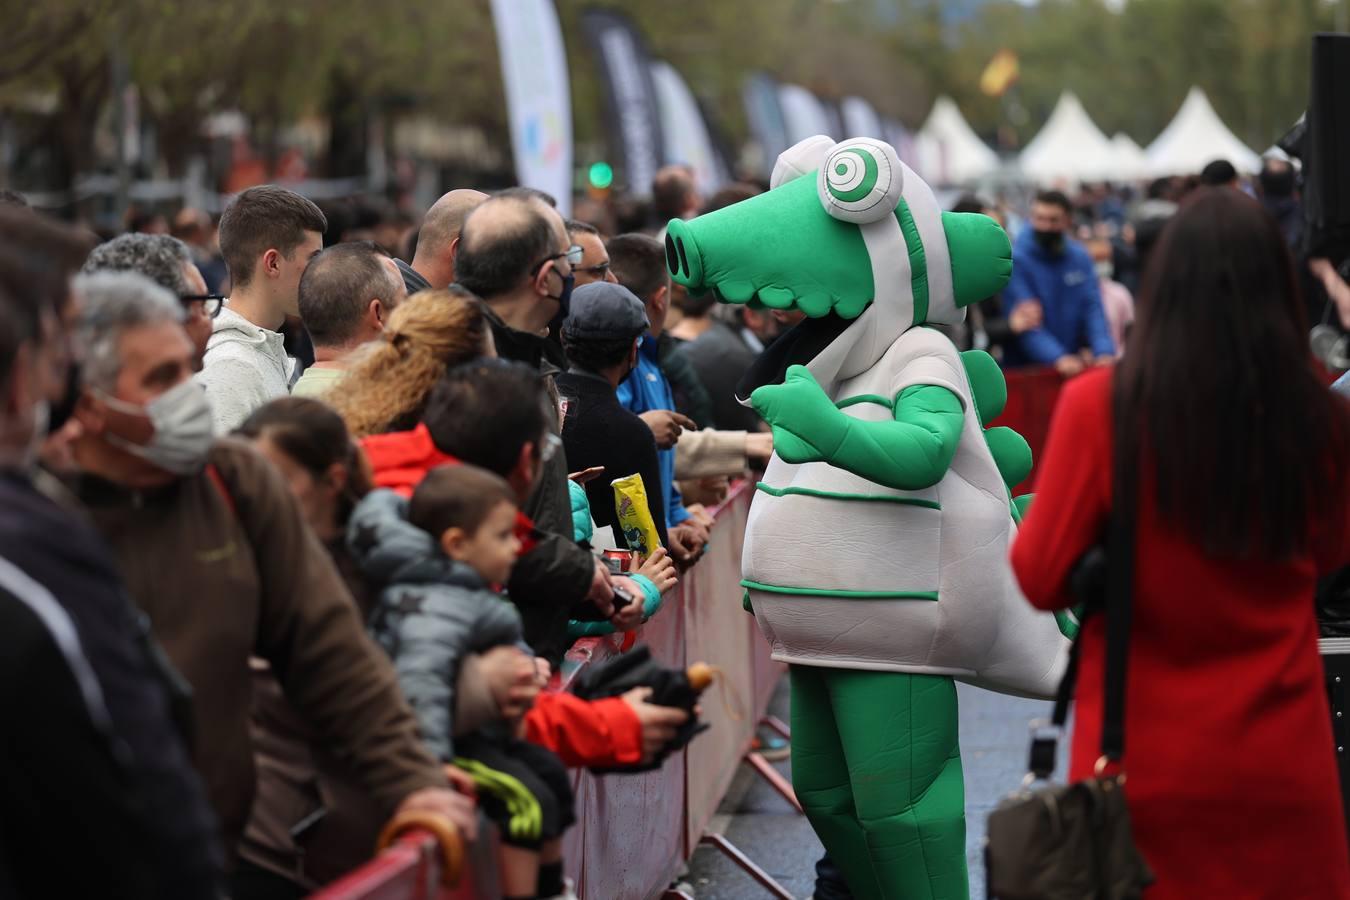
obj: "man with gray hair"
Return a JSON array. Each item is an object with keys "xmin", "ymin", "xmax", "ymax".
[
  {"xmin": 65, "ymin": 270, "xmax": 476, "ymax": 872},
  {"xmin": 83, "ymin": 232, "xmax": 219, "ymax": 368},
  {"xmin": 293, "ymin": 241, "xmax": 406, "ymax": 398}
]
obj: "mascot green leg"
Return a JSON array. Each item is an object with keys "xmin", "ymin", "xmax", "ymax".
[{"xmin": 790, "ymin": 666, "xmax": 968, "ymax": 900}]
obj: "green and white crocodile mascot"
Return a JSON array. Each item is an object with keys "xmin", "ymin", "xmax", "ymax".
[{"xmin": 663, "ymin": 135, "xmax": 1071, "ymax": 900}]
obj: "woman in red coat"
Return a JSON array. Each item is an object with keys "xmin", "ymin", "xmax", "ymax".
[{"xmin": 1012, "ymin": 188, "xmax": 1350, "ymax": 900}]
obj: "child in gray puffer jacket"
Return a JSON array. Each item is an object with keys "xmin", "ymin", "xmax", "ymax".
[{"xmin": 351, "ymin": 464, "xmax": 575, "ymax": 900}]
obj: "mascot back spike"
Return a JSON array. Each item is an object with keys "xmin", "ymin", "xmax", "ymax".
[{"xmin": 666, "ymin": 136, "xmax": 1070, "ymax": 900}]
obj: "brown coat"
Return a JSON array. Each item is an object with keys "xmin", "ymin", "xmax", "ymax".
[
  {"xmin": 75, "ymin": 439, "xmax": 446, "ymax": 850},
  {"xmin": 240, "ymin": 542, "xmax": 503, "ymax": 888}
]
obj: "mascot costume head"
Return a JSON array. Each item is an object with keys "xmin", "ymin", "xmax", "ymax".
[{"xmin": 665, "ymin": 136, "xmax": 1071, "ymax": 900}]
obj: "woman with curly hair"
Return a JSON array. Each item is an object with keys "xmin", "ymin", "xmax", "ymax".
[{"xmin": 330, "ymin": 286, "xmax": 493, "ymax": 438}]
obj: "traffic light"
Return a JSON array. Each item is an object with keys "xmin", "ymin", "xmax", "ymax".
[{"xmin": 588, "ymin": 161, "xmax": 614, "ymax": 190}]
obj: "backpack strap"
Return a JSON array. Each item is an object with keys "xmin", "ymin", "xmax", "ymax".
[{"xmin": 204, "ymin": 462, "xmax": 237, "ymax": 519}]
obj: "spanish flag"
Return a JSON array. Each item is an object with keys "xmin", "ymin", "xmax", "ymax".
[{"xmin": 980, "ymin": 49, "xmax": 1020, "ymax": 97}]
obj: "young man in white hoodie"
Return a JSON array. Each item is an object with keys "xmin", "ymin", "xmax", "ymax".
[{"xmin": 197, "ymin": 185, "xmax": 326, "ymax": 432}]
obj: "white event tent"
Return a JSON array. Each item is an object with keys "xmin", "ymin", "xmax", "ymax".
[
  {"xmin": 1018, "ymin": 92, "xmax": 1117, "ymax": 183},
  {"xmin": 1145, "ymin": 87, "xmax": 1261, "ymax": 176},
  {"xmin": 1110, "ymin": 133, "xmax": 1150, "ymax": 181},
  {"xmin": 914, "ymin": 96, "xmax": 1000, "ymax": 185}
]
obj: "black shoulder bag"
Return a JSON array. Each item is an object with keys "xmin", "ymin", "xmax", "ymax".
[{"xmin": 985, "ymin": 390, "xmax": 1155, "ymax": 900}]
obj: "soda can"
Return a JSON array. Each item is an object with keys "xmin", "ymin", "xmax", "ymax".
[{"xmin": 602, "ymin": 548, "xmax": 633, "ymax": 575}]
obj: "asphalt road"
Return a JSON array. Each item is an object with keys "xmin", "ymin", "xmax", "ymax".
[{"xmin": 680, "ymin": 678, "xmax": 1058, "ymax": 900}]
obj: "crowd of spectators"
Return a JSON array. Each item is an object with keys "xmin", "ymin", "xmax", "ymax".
[
  {"xmin": 0, "ymin": 176, "xmax": 753, "ymax": 899},
  {"xmin": 935, "ymin": 157, "xmax": 1323, "ymax": 377},
  {"xmin": 2, "ymin": 148, "xmax": 1346, "ymax": 900}
]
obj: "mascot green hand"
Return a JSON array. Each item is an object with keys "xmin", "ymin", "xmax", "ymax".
[
  {"xmin": 750, "ymin": 366, "xmax": 843, "ymax": 465},
  {"xmin": 752, "ymin": 365, "xmax": 964, "ymax": 489},
  {"xmin": 667, "ymin": 134, "xmax": 1069, "ymax": 900}
]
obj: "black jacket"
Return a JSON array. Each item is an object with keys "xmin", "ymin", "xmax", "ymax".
[
  {"xmin": 0, "ymin": 470, "xmax": 222, "ymax": 899},
  {"xmin": 658, "ymin": 334, "xmax": 714, "ymax": 428},
  {"xmin": 682, "ymin": 321, "xmax": 761, "ymax": 432},
  {"xmin": 481, "ymin": 304, "xmax": 603, "ymax": 664},
  {"xmin": 556, "ymin": 369, "xmax": 669, "ymax": 548},
  {"xmin": 396, "ymin": 258, "xmax": 432, "ymax": 297}
]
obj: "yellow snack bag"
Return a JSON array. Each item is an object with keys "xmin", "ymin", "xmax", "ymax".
[{"xmin": 612, "ymin": 473, "xmax": 663, "ymax": 556}]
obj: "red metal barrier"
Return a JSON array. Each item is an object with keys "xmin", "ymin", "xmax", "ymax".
[
  {"xmin": 310, "ymin": 484, "xmax": 780, "ymax": 900},
  {"xmin": 309, "ymin": 828, "xmax": 482, "ymax": 900},
  {"xmin": 560, "ymin": 482, "xmax": 782, "ymax": 899},
  {"xmin": 997, "ymin": 364, "xmax": 1342, "ymax": 493},
  {"xmin": 995, "ymin": 366, "xmax": 1065, "ymax": 493}
]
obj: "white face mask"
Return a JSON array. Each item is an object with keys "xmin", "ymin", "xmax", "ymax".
[
  {"xmin": 97, "ymin": 380, "xmax": 215, "ymax": 475},
  {"xmin": 1094, "ymin": 261, "xmax": 1114, "ymax": 280}
]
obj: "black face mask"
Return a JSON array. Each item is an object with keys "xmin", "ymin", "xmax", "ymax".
[
  {"xmin": 47, "ymin": 361, "xmax": 81, "ymax": 432},
  {"xmin": 1033, "ymin": 229, "xmax": 1066, "ymax": 255},
  {"xmin": 549, "ymin": 270, "xmax": 576, "ymax": 317}
]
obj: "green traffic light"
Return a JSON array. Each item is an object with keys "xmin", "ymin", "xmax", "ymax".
[{"xmin": 589, "ymin": 161, "xmax": 614, "ymax": 190}]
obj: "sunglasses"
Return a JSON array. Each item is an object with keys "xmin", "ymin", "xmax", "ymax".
[{"xmin": 180, "ymin": 293, "xmax": 225, "ymax": 318}]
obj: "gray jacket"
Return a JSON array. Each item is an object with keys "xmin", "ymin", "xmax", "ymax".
[{"xmin": 350, "ymin": 490, "xmax": 523, "ymax": 761}]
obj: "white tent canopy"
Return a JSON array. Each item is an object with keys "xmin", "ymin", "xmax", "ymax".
[
  {"xmin": 1018, "ymin": 92, "xmax": 1117, "ymax": 182},
  {"xmin": 915, "ymin": 96, "xmax": 999, "ymax": 185},
  {"xmin": 1145, "ymin": 87, "xmax": 1261, "ymax": 176},
  {"xmin": 1110, "ymin": 133, "xmax": 1150, "ymax": 181}
]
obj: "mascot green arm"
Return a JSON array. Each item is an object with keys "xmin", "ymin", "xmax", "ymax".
[{"xmin": 751, "ymin": 365, "xmax": 963, "ymax": 491}]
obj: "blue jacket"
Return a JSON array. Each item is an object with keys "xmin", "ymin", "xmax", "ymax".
[
  {"xmin": 616, "ymin": 336, "xmax": 691, "ymax": 528},
  {"xmin": 1005, "ymin": 230, "xmax": 1115, "ymax": 366}
]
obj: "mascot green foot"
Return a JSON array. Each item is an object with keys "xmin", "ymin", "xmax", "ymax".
[{"xmin": 790, "ymin": 666, "xmax": 968, "ymax": 900}]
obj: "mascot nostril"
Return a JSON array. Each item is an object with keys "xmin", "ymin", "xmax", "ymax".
[
  {"xmin": 682, "ymin": 133, "xmax": 1069, "ymax": 899},
  {"xmin": 663, "ymin": 219, "xmax": 704, "ymax": 289},
  {"xmin": 664, "ymin": 233, "xmax": 682, "ymax": 278}
]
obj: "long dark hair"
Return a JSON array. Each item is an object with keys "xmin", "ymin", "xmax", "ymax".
[
  {"xmin": 235, "ymin": 397, "xmax": 374, "ymax": 526},
  {"xmin": 1117, "ymin": 188, "xmax": 1350, "ymax": 559}
]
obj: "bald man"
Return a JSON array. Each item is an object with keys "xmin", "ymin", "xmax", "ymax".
[
  {"xmin": 449, "ymin": 187, "xmax": 647, "ymax": 665},
  {"xmin": 455, "ymin": 189, "xmax": 576, "ymax": 342},
  {"xmin": 399, "ymin": 188, "xmax": 487, "ymax": 295}
]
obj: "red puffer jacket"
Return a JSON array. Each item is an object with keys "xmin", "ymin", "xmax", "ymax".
[{"xmin": 359, "ymin": 425, "xmax": 644, "ymax": 769}]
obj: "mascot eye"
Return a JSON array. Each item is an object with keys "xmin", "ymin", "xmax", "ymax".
[{"xmin": 817, "ymin": 139, "xmax": 904, "ymax": 224}]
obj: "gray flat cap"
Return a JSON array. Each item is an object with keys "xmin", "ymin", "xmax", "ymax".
[{"xmin": 563, "ymin": 282, "xmax": 650, "ymax": 341}]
